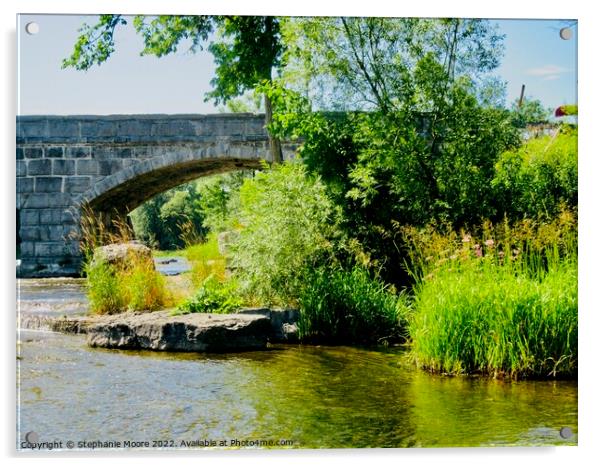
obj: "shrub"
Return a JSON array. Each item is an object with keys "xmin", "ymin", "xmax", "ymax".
[
  {"xmin": 492, "ymin": 126, "xmax": 577, "ymax": 219},
  {"xmin": 230, "ymin": 161, "xmax": 342, "ymax": 305},
  {"xmin": 297, "ymin": 265, "xmax": 410, "ymax": 344},
  {"xmin": 173, "ymin": 276, "xmax": 242, "ymax": 315}
]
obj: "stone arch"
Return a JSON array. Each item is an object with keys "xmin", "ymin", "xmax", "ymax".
[
  {"xmin": 16, "ymin": 113, "xmax": 300, "ymax": 277},
  {"xmin": 77, "ymin": 154, "xmax": 263, "ymax": 217}
]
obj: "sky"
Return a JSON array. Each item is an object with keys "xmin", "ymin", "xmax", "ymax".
[{"xmin": 17, "ymin": 14, "xmax": 578, "ymax": 115}]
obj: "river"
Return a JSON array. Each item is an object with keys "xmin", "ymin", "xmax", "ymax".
[{"xmin": 16, "ymin": 266, "xmax": 578, "ymax": 450}]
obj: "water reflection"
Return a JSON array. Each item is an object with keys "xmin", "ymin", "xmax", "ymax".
[{"xmin": 18, "ymin": 332, "xmax": 577, "ymax": 449}]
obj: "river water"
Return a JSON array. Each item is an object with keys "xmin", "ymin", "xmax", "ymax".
[{"xmin": 17, "ymin": 270, "xmax": 578, "ymax": 450}]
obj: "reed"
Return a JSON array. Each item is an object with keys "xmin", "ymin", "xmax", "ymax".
[
  {"xmin": 404, "ymin": 209, "xmax": 577, "ymax": 378},
  {"xmin": 79, "ymin": 205, "xmax": 169, "ymax": 314},
  {"xmin": 297, "ymin": 265, "xmax": 410, "ymax": 344}
]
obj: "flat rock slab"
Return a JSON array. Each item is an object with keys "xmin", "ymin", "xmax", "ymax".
[
  {"xmin": 86, "ymin": 311, "xmax": 272, "ymax": 352},
  {"xmin": 237, "ymin": 308, "xmax": 300, "ymax": 342}
]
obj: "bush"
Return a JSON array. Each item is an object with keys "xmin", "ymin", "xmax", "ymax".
[
  {"xmin": 230, "ymin": 161, "xmax": 342, "ymax": 305},
  {"xmin": 173, "ymin": 276, "xmax": 242, "ymax": 315},
  {"xmin": 297, "ymin": 265, "xmax": 410, "ymax": 344},
  {"xmin": 405, "ymin": 212, "xmax": 577, "ymax": 378},
  {"xmin": 85, "ymin": 255, "xmax": 168, "ymax": 314},
  {"xmin": 492, "ymin": 126, "xmax": 577, "ymax": 219}
]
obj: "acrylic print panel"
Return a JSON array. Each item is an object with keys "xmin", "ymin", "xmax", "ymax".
[{"xmin": 16, "ymin": 13, "xmax": 578, "ymax": 451}]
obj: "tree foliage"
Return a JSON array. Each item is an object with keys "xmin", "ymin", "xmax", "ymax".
[
  {"xmin": 205, "ymin": 16, "xmax": 284, "ymax": 105},
  {"xmin": 282, "ymin": 17, "xmax": 505, "ymax": 112},
  {"xmin": 129, "ymin": 182, "xmax": 205, "ymax": 250},
  {"xmin": 63, "ymin": 14, "xmax": 286, "ymax": 162},
  {"xmin": 265, "ymin": 17, "xmax": 520, "ymax": 285},
  {"xmin": 510, "ymin": 96, "xmax": 551, "ymax": 127}
]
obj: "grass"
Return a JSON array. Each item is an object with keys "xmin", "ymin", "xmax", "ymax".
[
  {"xmin": 183, "ymin": 232, "xmax": 227, "ymax": 287},
  {"xmin": 404, "ymin": 209, "xmax": 577, "ymax": 379},
  {"xmin": 79, "ymin": 205, "xmax": 170, "ymax": 315},
  {"xmin": 85, "ymin": 254, "xmax": 170, "ymax": 315},
  {"xmin": 297, "ymin": 265, "xmax": 410, "ymax": 344}
]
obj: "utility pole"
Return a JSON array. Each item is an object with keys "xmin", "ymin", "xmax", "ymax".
[{"xmin": 518, "ymin": 84, "xmax": 526, "ymax": 108}]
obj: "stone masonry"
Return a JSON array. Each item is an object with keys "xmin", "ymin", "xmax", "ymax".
[{"xmin": 16, "ymin": 114, "xmax": 298, "ymax": 277}]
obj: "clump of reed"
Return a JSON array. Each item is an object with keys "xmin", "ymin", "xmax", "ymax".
[
  {"xmin": 79, "ymin": 204, "xmax": 170, "ymax": 314},
  {"xmin": 297, "ymin": 265, "xmax": 410, "ymax": 345},
  {"xmin": 401, "ymin": 208, "xmax": 577, "ymax": 379},
  {"xmin": 85, "ymin": 253, "xmax": 169, "ymax": 314}
]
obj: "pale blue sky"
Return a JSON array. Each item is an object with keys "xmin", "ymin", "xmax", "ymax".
[{"xmin": 17, "ymin": 14, "xmax": 577, "ymax": 115}]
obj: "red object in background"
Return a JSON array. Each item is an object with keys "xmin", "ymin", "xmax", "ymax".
[{"xmin": 555, "ymin": 106, "xmax": 567, "ymax": 117}]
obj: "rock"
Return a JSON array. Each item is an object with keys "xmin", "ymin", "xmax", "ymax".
[
  {"xmin": 18, "ymin": 314, "xmax": 91, "ymax": 334},
  {"xmin": 237, "ymin": 308, "xmax": 300, "ymax": 342},
  {"xmin": 92, "ymin": 241, "xmax": 154, "ymax": 269},
  {"xmin": 49, "ymin": 316, "xmax": 91, "ymax": 334},
  {"xmin": 85, "ymin": 310, "xmax": 272, "ymax": 352},
  {"xmin": 281, "ymin": 322, "xmax": 299, "ymax": 341},
  {"xmin": 157, "ymin": 258, "xmax": 177, "ymax": 265}
]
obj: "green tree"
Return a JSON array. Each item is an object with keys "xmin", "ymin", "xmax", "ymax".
[
  {"xmin": 63, "ymin": 14, "xmax": 286, "ymax": 163},
  {"xmin": 196, "ymin": 171, "xmax": 249, "ymax": 233},
  {"xmin": 130, "ymin": 183, "xmax": 205, "ymax": 250},
  {"xmin": 510, "ymin": 96, "xmax": 551, "ymax": 127},
  {"xmin": 282, "ymin": 17, "xmax": 505, "ymax": 112},
  {"xmin": 271, "ymin": 18, "xmax": 518, "ymax": 285}
]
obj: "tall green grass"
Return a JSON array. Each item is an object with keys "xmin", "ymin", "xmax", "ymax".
[
  {"xmin": 85, "ymin": 259, "xmax": 127, "ymax": 314},
  {"xmin": 85, "ymin": 254, "xmax": 169, "ymax": 314},
  {"xmin": 184, "ymin": 232, "xmax": 227, "ymax": 287},
  {"xmin": 297, "ymin": 265, "xmax": 410, "ymax": 344},
  {"xmin": 79, "ymin": 205, "xmax": 170, "ymax": 315},
  {"xmin": 404, "ymin": 210, "xmax": 577, "ymax": 378}
]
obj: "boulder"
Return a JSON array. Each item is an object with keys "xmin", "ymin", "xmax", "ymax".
[
  {"xmin": 86, "ymin": 310, "xmax": 272, "ymax": 352},
  {"xmin": 92, "ymin": 241, "xmax": 154, "ymax": 269},
  {"xmin": 237, "ymin": 308, "xmax": 300, "ymax": 342}
]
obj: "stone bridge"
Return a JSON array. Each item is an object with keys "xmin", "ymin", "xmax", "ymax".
[{"xmin": 16, "ymin": 114, "xmax": 298, "ymax": 277}]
